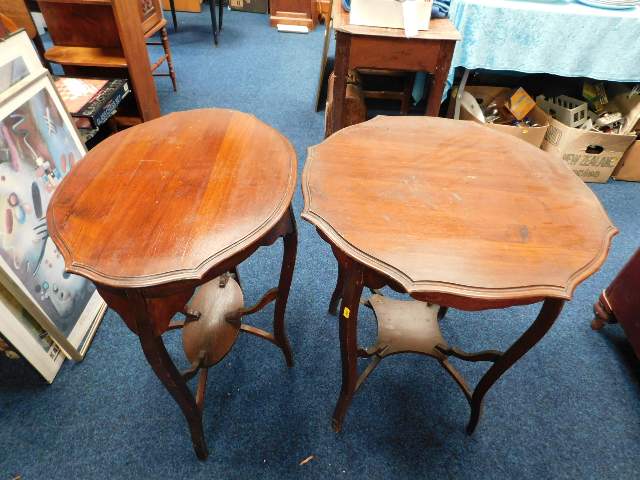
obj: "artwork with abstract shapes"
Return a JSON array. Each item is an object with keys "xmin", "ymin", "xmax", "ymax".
[{"xmin": 0, "ymin": 83, "xmax": 98, "ymax": 341}]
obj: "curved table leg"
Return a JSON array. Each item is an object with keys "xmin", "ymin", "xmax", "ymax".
[
  {"xmin": 125, "ymin": 290, "xmax": 208, "ymax": 460},
  {"xmin": 466, "ymin": 298, "xmax": 565, "ymax": 434},
  {"xmin": 273, "ymin": 208, "xmax": 297, "ymax": 367},
  {"xmin": 329, "ymin": 262, "xmax": 345, "ymax": 315},
  {"xmin": 332, "ymin": 262, "xmax": 364, "ymax": 432}
]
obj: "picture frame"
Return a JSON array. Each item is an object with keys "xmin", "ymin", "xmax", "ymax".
[
  {"xmin": 0, "ymin": 30, "xmax": 47, "ymax": 99},
  {"xmin": 0, "ymin": 282, "xmax": 64, "ymax": 383},
  {"xmin": 0, "ymin": 70, "xmax": 107, "ymax": 362}
]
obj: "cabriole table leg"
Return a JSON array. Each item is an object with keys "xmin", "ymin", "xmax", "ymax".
[
  {"xmin": 329, "ymin": 262, "xmax": 345, "ymax": 315},
  {"xmin": 332, "ymin": 261, "xmax": 364, "ymax": 432},
  {"xmin": 466, "ymin": 298, "xmax": 565, "ymax": 434},
  {"xmin": 124, "ymin": 290, "xmax": 209, "ymax": 460},
  {"xmin": 273, "ymin": 207, "xmax": 297, "ymax": 367}
]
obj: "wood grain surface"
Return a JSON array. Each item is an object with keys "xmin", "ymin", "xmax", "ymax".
[
  {"xmin": 303, "ymin": 116, "xmax": 617, "ymax": 304},
  {"xmin": 48, "ymin": 109, "xmax": 297, "ymax": 288}
]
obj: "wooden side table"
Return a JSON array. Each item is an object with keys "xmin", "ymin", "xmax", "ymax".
[
  {"xmin": 47, "ymin": 109, "xmax": 298, "ymax": 460},
  {"xmin": 329, "ymin": 2, "xmax": 461, "ymax": 135},
  {"xmin": 302, "ymin": 116, "xmax": 617, "ymax": 433}
]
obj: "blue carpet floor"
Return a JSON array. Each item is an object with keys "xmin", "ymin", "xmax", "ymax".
[{"xmin": 2, "ymin": 9, "xmax": 640, "ymax": 479}]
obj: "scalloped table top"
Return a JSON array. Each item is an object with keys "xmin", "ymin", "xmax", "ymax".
[
  {"xmin": 302, "ymin": 116, "xmax": 617, "ymax": 305},
  {"xmin": 48, "ymin": 109, "xmax": 296, "ymax": 289}
]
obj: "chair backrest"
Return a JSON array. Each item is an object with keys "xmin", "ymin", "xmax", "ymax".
[{"xmin": 0, "ymin": 0, "xmax": 37, "ymax": 39}]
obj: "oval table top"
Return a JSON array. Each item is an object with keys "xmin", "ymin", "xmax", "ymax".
[
  {"xmin": 48, "ymin": 109, "xmax": 297, "ymax": 289},
  {"xmin": 302, "ymin": 116, "xmax": 617, "ymax": 306}
]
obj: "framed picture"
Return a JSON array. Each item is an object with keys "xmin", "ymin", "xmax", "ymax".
[
  {"xmin": 0, "ymin": 282, "xmax": 64, "ymax": 383},
  {"xmin": 0, "ymin": 30, "xmax": 47, "ymax": 99},
  {"xmin": 0, "ymin": 70, "xmax": 106, "ymax": 361}
]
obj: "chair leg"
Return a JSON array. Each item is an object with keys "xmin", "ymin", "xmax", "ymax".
[
  {"xmin": 209, "ymin": 0, "xmax": 219, "ymax": 45},
  {"xmin": 160, "ymin": 27, "xmax": 177, "ymax": 91},
  {"xmin": 219, "ymin": 0, "xmax": 224, "ymax": 31},
  {"xmin": 400, "ymin": 72, "xmax": 415, "ymax": 115},
  {"xmin": 169, "ymin": 0, "xmax": 178, "ymax": 31}
]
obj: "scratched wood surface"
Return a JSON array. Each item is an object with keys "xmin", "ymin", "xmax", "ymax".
[
  {"xmin": 302, "ymin": 116, "xmax": 617, "ymax": 305},
  {"xmin": 48, "ymin": 109, "xmax": 297, "ymax": 288}
]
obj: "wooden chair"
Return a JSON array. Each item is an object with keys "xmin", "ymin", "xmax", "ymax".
[{"xmin": 0, "ymin": 0, "xmax": 51, "ymax": 70}]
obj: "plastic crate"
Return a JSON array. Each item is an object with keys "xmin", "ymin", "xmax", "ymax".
[{"xmin": 536, "ymin": 94, "xmax": 588, "ymax": 128}]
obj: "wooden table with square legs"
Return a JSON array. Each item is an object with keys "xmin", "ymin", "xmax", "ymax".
[
  {"xmin": 302, "ymin": 116, "xmax": 617, "ymax": 433},
  {"xmin": 47, "ymin": 109, "xmax": 297, "ymax": 460},
  {"xmin": 329, "ymin": 1, "xmax": 461, "ymax": 136}
]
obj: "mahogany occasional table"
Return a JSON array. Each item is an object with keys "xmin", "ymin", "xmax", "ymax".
[
  {"xmin": 302, "ymin": 116, "xmax": 617, "ymax": 433},
  {"xmin": 47, "ymin": 109, "xmax": 298, "ymax": 460}
]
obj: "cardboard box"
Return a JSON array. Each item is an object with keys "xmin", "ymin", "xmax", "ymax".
[
  {"xmin": 229, "ymin": 0, "xmax": 268, "ymax": 13},
  {"xmin": 613, "ymin": 140, "xmax": 640, "ymax": 182},
  {"xmin": 350, "ymin": 0, "xmax": 432, "ymax": 31},
  {"xmin": 452, "ymin": 86, "xmax": 550, "ymax": 148},
  {"xmin": 162, "ymin": 0, "xmax": 202, "ymax": 13},
  {"xmin": 607, "ymin": 85, "xmax": 640, "ymax": 135},
  {"xmin": 541, "ymin": 117, "xmax": 636, "ymax": 183}
]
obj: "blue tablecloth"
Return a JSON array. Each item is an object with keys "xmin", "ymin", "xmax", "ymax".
[{"xmin": 414, "ymin": 0, "xmax": 640, "ymax": 102}]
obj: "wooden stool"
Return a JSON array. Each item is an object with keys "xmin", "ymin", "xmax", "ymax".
[
  {"xmin": 47, "ymin": 109, "xmax": 298, "ymax": 460},
  {"xmin": 302, "ymin": 116, "xmax": 617, "ymax": 433}
]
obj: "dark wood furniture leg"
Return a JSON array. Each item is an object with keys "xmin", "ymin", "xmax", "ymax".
[
  {"xmin": 329, "ymin": 31, "xmax": 350, "ymax": 137},
  {"xmin": 123, "ymin": 289, "xmax": 208, "ymax": 460},
  {"xmin": 593, "ymin": 291, "xmax": 615, "ymax": 330},
  {"xmin": 466, "ymin": 298, "xmax": 564, "ymax": 434},
  {"xmin": 273, "ymin": 208, "xmax": 297, "ymax": 367},
  {"xmin": 31, "ymin": 34, "xmax": 53, "ymax": 73},
  {"xmin": 219, "ymin": 0, "xmax": 224, "ymax": 31},
  {"xmin": 425, "ymin": 42, "xmax": 455, "ymax": 116},
  {"xmin": 329, "ymin": 262, "xmax": 345, "ymax": 315},
  {"xmin": 332, "ymin": 260, "xmax": 364, "ymax": 432},
  {"xmin": 169, "ymin": 0, "xmax": 178, "ymax": 31},
  {"xmin": 209, "ymin": 0, "xmax": 219, "ymax": 45}
]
